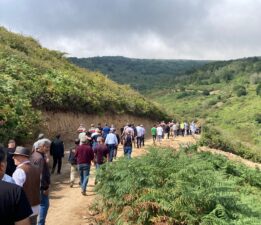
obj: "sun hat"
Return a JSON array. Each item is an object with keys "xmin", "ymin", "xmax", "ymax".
[{"xmin": 12, "ymin": 146, "xmax": 30, "ymax": 157}]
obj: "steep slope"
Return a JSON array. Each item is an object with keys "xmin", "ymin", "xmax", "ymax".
[
  {"xmin": 152, "ymin": 57, "xmax": 261, "ymax": 161},
  {"xmin": 0, "ymin": 27, "xmax": 167, "ymax": 143},
  {"xmin": 69, "ymin": 56, "xmax": 210, "ymax": 93}
]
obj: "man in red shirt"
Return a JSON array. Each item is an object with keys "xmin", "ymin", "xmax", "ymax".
[
  {"xmin": 93, "ymin": 137, "xmax": 109, "ymax": 184},
  {"xmin": 75, "ymin": 136, "xmax": 94, "ymax": 195}
]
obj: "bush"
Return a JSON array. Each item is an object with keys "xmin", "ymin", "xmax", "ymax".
[
  {"xmin": 233, "ymin": 85, "xmax": 247, "ymax": 97},
  {"xmin": 94, "ymin": 147, "xmax": 261, "ymax": 225},
  {"xmin": 256, "ymin": 83, "xmax": 261, "ymax": 96},
  {"xmin": 199, "ymin": 126, "xmax": 261, "ymax": 162},
  {"xmin": 202, "ymin": 90, "xmax": 210, "ymax": 96},
  {"xmin": 255, "ymin": 113, "xmax": 261, "ymax": 124}
]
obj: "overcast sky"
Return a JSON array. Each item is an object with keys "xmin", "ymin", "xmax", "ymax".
[{"xmin": 0, "ymin": 0, "xmax": 261, "ymax": 60}]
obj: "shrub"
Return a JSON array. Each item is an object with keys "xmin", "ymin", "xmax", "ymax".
[
  {"xmin": 202, "ymin": 90, "xmax": 210, "ymax": 96},
  {"xmin": 94, "ymin": 147, "xmax": 261, "ymax": 225},
  {"xmin": 255, "ymin": 113, "xmax": 261, "ymax": 124},
  {"xmin": 233, "ymin": 85, "xmax": 247, "ymax": 97},
  {"xmin": 199, "ymin": 126, "xmax": 261, "ymax": 162},
  {"xmin": 256, "ymin": 83, "xmax": 261, "ymax": 96}
]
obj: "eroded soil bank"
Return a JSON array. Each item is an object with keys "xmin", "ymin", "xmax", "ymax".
[{"xmin": 41, "ymin": 111, "xmax": 156, "ymax": 142}]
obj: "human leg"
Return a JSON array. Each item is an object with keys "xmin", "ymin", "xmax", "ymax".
[
  {"xmin": 52, "ymin": 157, "xmax": 57, "ymax": 173},
  {"xmin": 38, "ymin": 191, "xmax": 49, "ymax": 225},
  {"xmin": 81, "ymin": 164, "xmax": 91, "ymax": 194},
  {"xmin": 70, "ymin": 165, "xmax": 77, "ymax": 187},
  {"xmin": 57, "ymin": 157, "xmax": 62, "ymax": 174}
]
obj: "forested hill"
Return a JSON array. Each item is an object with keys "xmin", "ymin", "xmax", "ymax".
[
  {"xmin": 152, "ymin": 57, "xmax": 261, "ymax": 162},
  {"xmin": 0, "ymin": 27, "xmax": 167, "ymax": 143},
  {"xmin": 69, "ymin": 56, "xmax": 210, "ymax": 93}
]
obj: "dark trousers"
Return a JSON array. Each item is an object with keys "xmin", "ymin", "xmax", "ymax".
[
  {"xmin": 52, "ymin": 156, "xmax": 62, "ymax": 173},
  {"xmin": 136, "ymin": 137, "xmax": 142, "ymax": 148},
  {"xmin": 141, "ymin": 135, "xmax": 145, "ymax": 146}
]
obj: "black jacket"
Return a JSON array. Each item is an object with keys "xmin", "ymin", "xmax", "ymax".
[{"xmin": 50, "ymin": 138, "xmax": 64, "ymax": 158}]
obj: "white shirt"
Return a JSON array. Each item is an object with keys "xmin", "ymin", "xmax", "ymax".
[
  {"xmin": 141, "ymin": 127, "xmax": 145, "ymax": 135},
  {"xmin": 105, "ymin": 133, "xmax": 118, "ymax": 145},
  {"xmin": 12, "ymin": 161, "xmax": 39, "ymax": 216},
  {"xmin": 156, "ymin": 127, "xmax": 163, "ymax": 136},
  {"xmin": 2, "ymin": 174, "xmax": 15, "ymax": 184},
  {"xmin": 136, "ymin": 126, "xmax": 143, "ymax": 137}
]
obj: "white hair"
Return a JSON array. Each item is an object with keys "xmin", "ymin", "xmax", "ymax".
[{"xmin": 35, "ymin": 138, "xmax": 51, "ymax": 149}]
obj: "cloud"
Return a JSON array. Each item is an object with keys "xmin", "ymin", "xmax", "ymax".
[{"xmin": 0, "ymin": 0, "xmax": 261, "ymax": 59}]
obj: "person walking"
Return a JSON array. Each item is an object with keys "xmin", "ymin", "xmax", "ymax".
[
  {"xmin": 68, "ymin": 139, "xmax": 79, "ymax": 188},
  {"xmin": 140, "ymin": 125, "xmax": 145, "ymax": 146},
  {"xmin": 75, "ymin": 136, "xmax": 94, "ymax": 196},
  {"xmin": 5, "ymin": 139, "xmax": 17, "ymax": 176},
  {"xmin": 93, "ymin": 137, "xmax": 109, "ymax": 184},
  {"xmin": 12, "ymin": 147, "xmax": 41, "ymax": 225},
  {"xmin": 30, "ymin": 139, "xmax": 51, "ymax": 225},
  {"xmin": 151, "ymin": 125, "xmax": 157, "ymax": 145},
  {"xmin": 50, "ymin": 134, "xmax": 64, "ymax": 174},
  {"xmin": 0, "ymin": 180, "xmax": 33, "ymax": 225},
  {"xmin": 123, "ymin": 131, "xmax": 134, "ymax": 159},
  {"xmin": 156, "ymin": 125, "xmax": 163, "ymax": 144},
  {"xmin": 136, "ymin": 124, "xmax": 143, "ymax": 148},
  {"xmin": 0, "ymin": 147, "xmax": 15, "ymax": 183},
  {"xmin": 105, "ymin": 129, "xmax": 118, "ymax": 162}
]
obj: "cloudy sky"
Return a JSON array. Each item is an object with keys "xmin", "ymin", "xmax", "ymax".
[{"xmin": 0, "ymin": 0, "xmax": 261, "ymax": 60}]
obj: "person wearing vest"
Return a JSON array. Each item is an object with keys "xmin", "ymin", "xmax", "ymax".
[
  {"xmin": 12, "ymin": 146, "xmax": 41, "ymax": 225},
  {"xmin": 30, "ymin": 138, "xmax": 51, "ymax": 225}
]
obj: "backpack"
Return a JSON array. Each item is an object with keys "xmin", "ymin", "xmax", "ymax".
[{"xmin": 124, "ymin": 135, "xmax": 132, "ymax": 146}]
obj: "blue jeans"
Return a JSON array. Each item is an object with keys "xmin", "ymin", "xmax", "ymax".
[
  {"xmin": 38, "ymin": 191, "xmax": 49, "ymax": 225},
  {"xmin": 124, "ymin": 146, "xmax": 132, "ymax": 159},
  {"xmin": 107, "ymin": 144, "xmax": 116, "ymax": 162},
  {"xmin": 78, "ymin": 164, "xmax": 91, "ymax": 192}
]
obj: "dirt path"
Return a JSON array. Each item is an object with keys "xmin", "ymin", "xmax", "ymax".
[
  {"xmin": 46, "ymin": 138, "xmax": 152, "ymax": 225},
  {"xmin": 46, "ymin": 135, "xmax": 260, "ymax": 225}
]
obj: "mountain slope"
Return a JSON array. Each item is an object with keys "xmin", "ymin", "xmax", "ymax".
[
  {"xmin": 151, "ymin": 57, "xmax": 261, "ymax": 161},
  {"xmin": 69, "ymin": 56, "xmax": 210, "ymax": 93},
  {"xmin": 0, "ymin": 27, "xmax": 166, "ymax": 143}
]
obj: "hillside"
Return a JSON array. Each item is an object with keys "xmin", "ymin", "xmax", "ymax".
[
  {"xmin": 151, "ymin": 57, "xmax": 261, "ymax": 162},
  {"xmin": 0, "ymin": 27, "xmax": 167, "ymax": 144},
  {"xmin": 69, "ymin": 56, "xmax": 210, "ymax": 93}
]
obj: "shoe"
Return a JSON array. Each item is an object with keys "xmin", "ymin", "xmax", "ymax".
[
  {"xmin": 81, "ymin": 191, "xmax": 87, "ymax": 196},
  {"xmin": 70, "ymin": 182, "xmax": 73, "ymax": 188}
]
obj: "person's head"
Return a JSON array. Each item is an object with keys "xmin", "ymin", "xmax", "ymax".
[
  {"xmin": 97, "ymin": 137, "xmax": 104, "ymax": 144},
  {"xmin": 91, "ymin": 124, "xmax": 95, "ymax": 127},
  {"xmin": 74, "ymin": 138, "xmax": 80, "ymax": 145},
  {"xmin": 56, "ymin": 134, "xmax": 61, "ymax": 139},
  {"xmin": 12, "ymin": 146, "xmax": 30, "ymax": 166},
  {"xmin": 8, "ymin": 139, "xmax": 16, "ymax": 149},
  {"xmin": 80, "ymin": 136, "xmax": 89, "ymax": 144},
  {"xmin": 36, "ymin": 138, "xmax": 51, "ymax": 153},
  {"xmin": 37, "ymin": 133, "xmax": 45, "ymax": 140},
  {"xmin": 0, "ymin": 147, "xmax": 7, "ymax": 178}
]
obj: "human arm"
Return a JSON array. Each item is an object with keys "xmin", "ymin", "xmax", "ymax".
[{"xmin": 15, "ymin": 217, "xmax": 30, "ymax": 225}]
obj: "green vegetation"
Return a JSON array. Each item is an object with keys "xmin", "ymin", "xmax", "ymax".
[
  {"xmin": 69, "ymin": 56, "xmax": 210, "ymax": 93},
  {"xmin": 94, "ymin": 146, "xmax": 261, "ymax": 225},
  {"xmin": 0, "ymin": 27, "xmax": 167, "ymax": 144},
  {"xmin": 151, "ymin": 57, "xmax": 261, "ymax": 162}
]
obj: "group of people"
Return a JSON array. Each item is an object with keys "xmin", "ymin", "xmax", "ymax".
[
  {"xmin": 68, "ymin": 122, "xmax": 146, "ymax": 195},
  {"xmin": 0, "ymin": 137, "xmax": 52, "ymax": 225},
  {"xmin": 151, "ymin": 121, "xmax": 200, "ymax": 144},
  {"xmin": 0, "ymin": 120, "xmax": 200, "ymax": 225}
]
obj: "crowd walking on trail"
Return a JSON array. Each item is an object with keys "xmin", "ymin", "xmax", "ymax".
[{"xmin": 0, "ymin": 119, "xmax": 200, "ymax": 225}]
